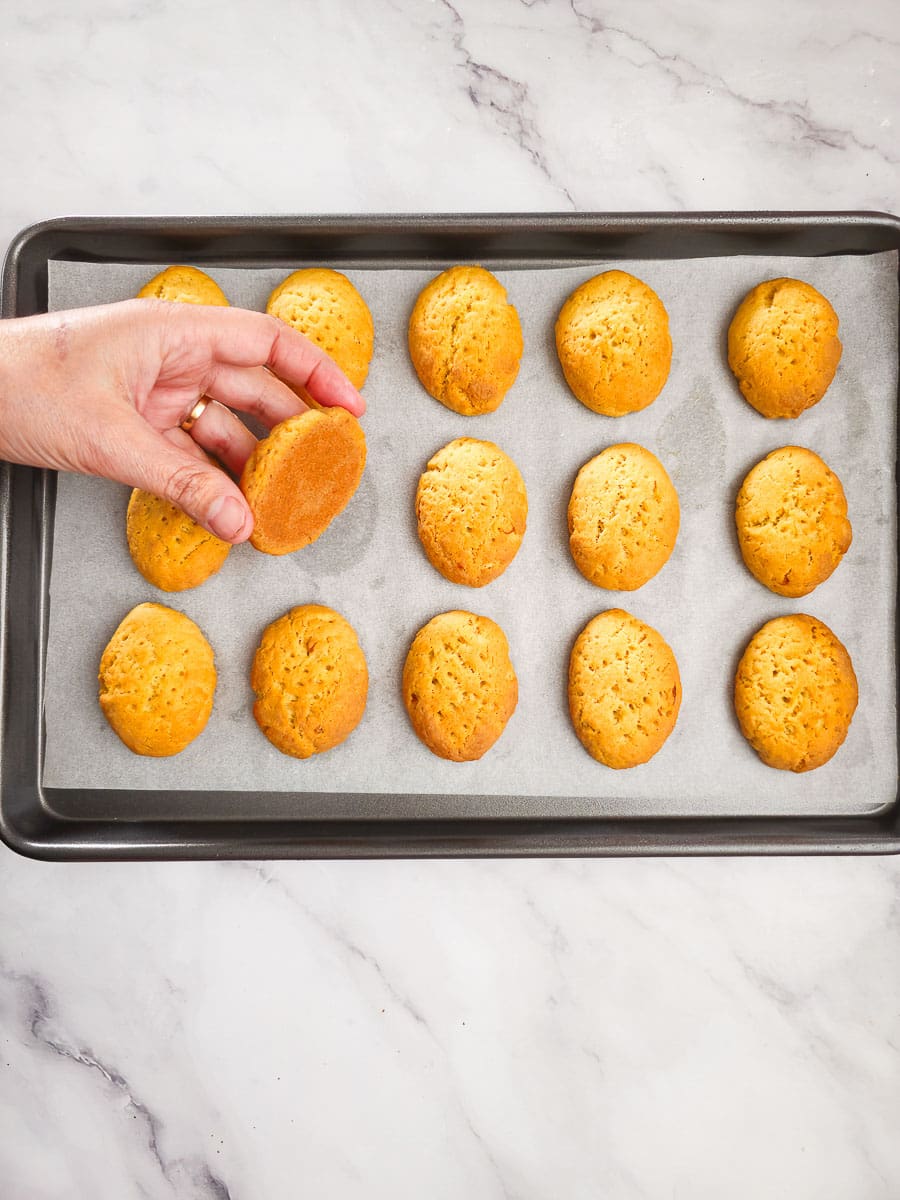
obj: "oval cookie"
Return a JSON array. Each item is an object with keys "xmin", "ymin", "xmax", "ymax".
[
  {"xmin": 98, "ymin": 602, "xmax": 216, "ymax": 756},
  {"xmin": 240, "ymin": 407, "xmax": 367, "ymax": 555},
  {"xmin": 408, "ymin": 265, "xmax": 523, "ymax": 416},
  {"xmin": 251, "ymin": 605, "xmax": 368, "ymax": 759},
  {"xmin": 735, "ymin": 446, "xmax": 852, "ymax": 597},
  {"xmin": 126, "ymin": 489, "xmax": 231, "ymax": 592},
  {"xmin": 727, "ymin": 278, "xmax": 842, "ymax": 419},
  {"xmin": 555, "ymin": 271, "xmax": 672, "ymax": 416},
  {"xmin": 568, "ymin": 444, "xmax": 679, "ymax": 590},
  {"xmin": 416, "ymin": 438, "xmax": 527, "ymax": 587},
  {"xmin": 137, "ymin": 265, "xmax": 229, "ymax": 306},
  {"xmin": 734, "ymin": 614, "xmax": 858, "ymax": 772},
  {"xmin": 266, "ymin": 268, "xmax": 373, "ymax": 388},
  {"xmin": 402, "ymin": 611, "xmax": 518, "ymax": 761},
  {"xmin": 569, "ymin": 609, "xmax": 681, "ymax": 769}
]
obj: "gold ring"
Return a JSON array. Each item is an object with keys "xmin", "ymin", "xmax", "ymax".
[{"xmin": 180, "ymin": 396, "xmax": 211, "ymax": 433}]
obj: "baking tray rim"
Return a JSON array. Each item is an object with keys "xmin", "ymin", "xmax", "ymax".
[{"xmin": 2, "ymin": 210, "xmax": 899, "ymax": 860}]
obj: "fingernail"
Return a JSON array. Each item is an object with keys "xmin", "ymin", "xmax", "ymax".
[{"xmin": 208, "ymin": 495, "xmax": 249, "ymax": 542}]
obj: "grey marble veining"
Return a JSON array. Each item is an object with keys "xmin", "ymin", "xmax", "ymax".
[{"xmin": 0, "ymin": 1, "xmax": 899, "ymax": 1197}]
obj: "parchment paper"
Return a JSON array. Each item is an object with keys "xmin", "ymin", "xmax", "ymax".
[{"xmin": 42, "ymin": 252, "xmax": 898, "ymax": 818}]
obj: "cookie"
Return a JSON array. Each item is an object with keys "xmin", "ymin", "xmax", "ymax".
[
  {"xmin": 735, "ymin": 446, "xmax": 852, "ymax": 597},
  {"xmin": 98, "ymin": 602, "xmax": 216, "ymax": 757},
  {"xmin": 568, "ymin": 444, "xmax": 679, "ymax": 590},
  {"xmin": 734, "ymin": 615, "xmax": 858, "ymax": 772},
  {"xmin": 415, "ymin": 438, "xmax": 527, "ymax": 587},
  {"xmin": 266, "ymin": 268, "xmax": 373, "ymax": 389},
  {"xmin": 240, "ymin": 407, "xmax": 367, "ymax": 555},
  {"xmin": 408, "ymin": 266, "xmax": 523, "ymax": 416},
  {"xmin": 555, "ymin": 271, "xmax": 672, "ymax": 416},
  {"xmin": 251, "ymin": 605, "xmax": 368, "ymax": 759},
  {"xmin": 402, "ymin": 611, "xmax": 518, "ymax": 761},
  {"xmin": 569, "ymin": 609, "xmax": 681, "ymax": 769},
  {"xmin": 727, "ymin": 278, "xmax": 842, "ymax": 419},
  {"xmin": 126, "ymin": 488, "xmax": 231, "ymax": 592},
  {"xmin": 136, "ymin": 265, "xmax": 229, "ymax": 306}
]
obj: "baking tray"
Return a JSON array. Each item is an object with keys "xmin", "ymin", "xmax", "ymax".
[{"xmin": 2, "ymin": 212, "xmax": 899, "ymax": 860}]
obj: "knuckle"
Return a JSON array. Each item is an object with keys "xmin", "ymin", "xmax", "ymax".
[{"xmin": 166, "ymin": 461, "xmax": 212, "ymax": 512}]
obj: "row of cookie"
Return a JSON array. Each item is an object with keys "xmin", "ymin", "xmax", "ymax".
[
  {"xmin": 141, "ymin": 263, "xmax": 844, "ymax": 421},
  {"xmin": 98, "ymin": 601, "xmax": 858, "ymax": 775},
  {"xmin": 127, "ymin": 433, "xmax": 852, "ymax": 601}
]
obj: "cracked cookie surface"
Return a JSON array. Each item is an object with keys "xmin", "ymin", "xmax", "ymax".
[
  {"xmin": 408, "ymin": 266, "xmax": 523, "ymax": 416},
  {"xmin": 568, "ymin": 443, "xmax": 679, "ymax": 590},
  {"xmin": 98, "ymin": 602, "xmax": 216, "ymax": 757},
  {"xmin": 734, "ymin": 614, "xmax": 857, "ymax": 772},
  {"xmin": 137, "ymin": 264, "xmax": 230, "ymax": 306},
  {"xmin": 251, "ymin": 605, "xmax": 368, "ymax": 759},
  {"xmin": 569, "ymin": 609, "xmax": 681, "ymax": 769},
  {"xmin": 735, "ymin": 445, "xmax": 851, "ymax": 597},
  {"xmin": 555, "ymin": 270, "xmax": 672, "ymax": 416},
  {"xmin": 126, "ymin": 489, "xmax": 231, "ymax": 592},
  {"xmin": 416, "ymin": 438, "xmax": 527, "ymax": 587},
  {"xmin": 402, "ymin": 611, "xmax": 518, "ymax": 761},
  {"xmin": 727, "ymin": 277, "xmax": 842, "ymax": 419}
]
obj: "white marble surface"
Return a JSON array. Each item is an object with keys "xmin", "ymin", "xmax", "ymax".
[{"xmin": 1, "ymin": 1, "xmax": 898, "ymax": 1197}]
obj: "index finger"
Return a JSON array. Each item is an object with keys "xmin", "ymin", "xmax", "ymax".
[{"xmin": 163, "ymin": 302, "xmax": 366, "ymax": 417}]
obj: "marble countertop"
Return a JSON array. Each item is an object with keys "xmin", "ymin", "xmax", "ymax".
[{"xmin": 1, "ymin": 2, "xmax": 898, "ymax": 1196}]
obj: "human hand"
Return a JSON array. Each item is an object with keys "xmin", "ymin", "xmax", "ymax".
[{"xmin": 0, "ymin": 299, "xmax": 365, "ymax": 543}]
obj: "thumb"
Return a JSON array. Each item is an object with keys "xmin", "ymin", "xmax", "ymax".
[{"xmin": 125, "ymin": 428, "xmax": 254, "ymax": 544}]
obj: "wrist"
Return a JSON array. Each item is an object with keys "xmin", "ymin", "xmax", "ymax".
[{"xmin": 0, "ymin": 316, "xmax": 54, "ymax": 466}]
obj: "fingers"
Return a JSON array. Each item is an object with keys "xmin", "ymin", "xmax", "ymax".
[
  {"xmin": 102, "ymin": 415, "xmax": 254, "ymax": 543},
  {"xmin": 157, "ymin": 303, "xmax": 366, "ymax": 417},
  {"xmin": 203, "ymin": 363, "xmax": 309, "ymax": 430},
  {"xmin": 181, "ymin": 397, "xmax": 258, "ymax": 475}
]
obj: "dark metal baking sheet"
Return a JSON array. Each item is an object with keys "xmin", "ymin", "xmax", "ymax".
[{"xmin": 1, "ymin": 212, "xmax": 899, "ymax": 859}]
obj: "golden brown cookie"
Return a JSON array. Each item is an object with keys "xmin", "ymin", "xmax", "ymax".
[
  {"xmin": 240, "ymin": 407, "xmax": 367, "ymax": 555},
  {"xmin": 735, "ymin": 446, "xmax": 852, "ymax": 597},
  {"xmin": 555, "ymin": 271, "xmax": 672, "ymax": 416},
  {"xmin": 126, "ymin": 489, "xmax": 231, "ymax": 592},
  {"xmin": 136, "ymin": 265, "xmax": 229, "ymax": 306},
  {"xmin": 408, "ymin": 266, "xmax": 523, "ymax": 416},
  {"xmin": 266, "ymin": 268, "xmax": 373, "ymax": 389},
  {"xmin": 98, "ymin": 602, "xmax": 216, "ymax": 756},
  {"xmin": 734, "ymin": 614, "xmax": 858, "ymax": 772},
  {"xmin": 727, "ymin": 278, "xmax": 842, "ymax": 419},
  {"xmin": 569, "ymin": 609, "xmax": 681, "ymax": 769},
  {"xmin": 415, "ymin": 438, "xmax": 527, "ymax": 587},
  {"xmin": 402, "ymin": 611, "xmax": 518, "ymax": 761},
  {"xmin": 568, "ymin": 444, "xmax": 679, "ymax": 590},
  {"xmin": 251, "ymin": 605, "xmax": 368, "ymax": 759}
]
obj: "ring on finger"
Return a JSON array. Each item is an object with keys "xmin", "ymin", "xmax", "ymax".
[{"xmin": 180, "ymin": 396, "xmax": 211, "ymax": 433}]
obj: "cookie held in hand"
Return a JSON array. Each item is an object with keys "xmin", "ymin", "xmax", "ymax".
[{"xmin": 240, "ymin": 407, "xmax": 367, "ymax": 555}]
